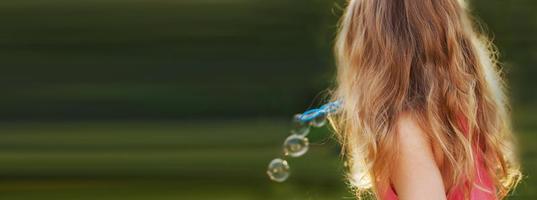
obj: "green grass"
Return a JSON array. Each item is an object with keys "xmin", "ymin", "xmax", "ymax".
[
  {"xmin": 0, "ymin": 120, "xmax": 350, "ymax": 199},
  {"xmin": 0, "ymin": 119, "xmax": 533, "ymax": 199}
]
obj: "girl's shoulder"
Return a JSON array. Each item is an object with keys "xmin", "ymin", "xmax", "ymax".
[{"xmin": 390, "ymin": 112, "xmax": 448, "ymax": 200}]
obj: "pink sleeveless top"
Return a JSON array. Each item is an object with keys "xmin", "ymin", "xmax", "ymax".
[{"xmin": 381, "ymin": 117, "xmax": 496, "ymax": 200}]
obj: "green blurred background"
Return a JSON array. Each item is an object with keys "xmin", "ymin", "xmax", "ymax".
[{"xmin": 0, "ymin": 0, "xmax": 535, "ymax": 199}]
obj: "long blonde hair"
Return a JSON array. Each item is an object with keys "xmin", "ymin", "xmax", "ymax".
[{"xmin": 330, "ymin": 0, "xmax": 521, "ymax": 199}]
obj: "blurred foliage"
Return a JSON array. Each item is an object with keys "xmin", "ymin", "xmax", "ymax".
[{"xmin": 0, "ymin": 0, "xmax": 339, "ymax": 119}]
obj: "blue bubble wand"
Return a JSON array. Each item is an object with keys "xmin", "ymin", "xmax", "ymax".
[{"xmin": 266, "ymin": 100, "xmax": 342, "ymax": 182}]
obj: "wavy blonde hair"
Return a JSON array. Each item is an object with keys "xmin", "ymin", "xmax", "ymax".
[{"xmin": 329, "ymin": 0, "xmax": 521, "ymax": 199}]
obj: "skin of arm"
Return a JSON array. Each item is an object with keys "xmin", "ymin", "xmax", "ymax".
[{"xmin": 390, "ymin": 114, "xmax": 447, "ymax": 200}]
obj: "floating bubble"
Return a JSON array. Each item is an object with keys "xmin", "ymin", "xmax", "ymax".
[
  {"xmin": 291, "ymin": 114, "xmax": 310, "ymax": 136},
  {"xmin": 283, "ymin": 134, "xmax": 309, "ymax": 157},
  {"xmin": 324, "ymin": 103, "xmax": 339, "ymax": 113},
  {"xmin": 267, "ymin": 158, "xmax": 290, "ymax": 182},
  {"xmin": 310, "ymin": 112, "xmax": 327, "ymax": 127}
]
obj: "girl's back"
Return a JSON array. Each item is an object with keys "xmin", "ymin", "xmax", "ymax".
[
  {"xmin": 381, "ymin": 117, "xmax": 496, "ymax": 200},
  {"xmin": 330, "ymin": 0, "xmax": 521, "ymax": 199}
]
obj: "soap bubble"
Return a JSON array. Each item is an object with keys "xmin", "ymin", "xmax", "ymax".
[
  {"xmin": 267, "ymin": 158, "xmax": 290, "ymax": 182},
  {"xmin": 310, "ymin": 112, "xmax": 327, "ymax": 127},
  {"xmin": 291, "ymin": 114, "xmax": 310, "ymax": 136},
  {"xmin": 283, "ymin": 134, "xmax": 309, "ymax": 157}
]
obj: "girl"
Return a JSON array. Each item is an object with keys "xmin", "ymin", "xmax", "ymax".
[{"xmin": 330, "ymin": 0, "xmax": 521, "ymax": 199}]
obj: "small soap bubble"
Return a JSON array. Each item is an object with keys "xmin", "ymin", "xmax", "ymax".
[
  {"xmin": 310, "ymin": 112, "xmax": 327, "ymax": 127},
  {"xmin": 283, "ymin": 134, "xmax": 309, "ymax": 157},
  {"xmin": 291, "ymin": 114, "xmax": 310, "ymax": 136},
  {"xmin": 267, "ymin": 158, "xmax": 290, "ymax": 182},
  {"xmin": 325, "ymin": 103, "xmax": 339, "ymax": 113}
]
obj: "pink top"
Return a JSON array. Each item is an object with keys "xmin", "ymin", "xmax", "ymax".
[{"xmin": 381, "ymin": 117, "xmax": 496, "ymax": 200}]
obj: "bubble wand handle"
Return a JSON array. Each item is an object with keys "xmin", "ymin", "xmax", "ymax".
[{"xmin": 296, "ymin": 100, "xmax": 342, "ymax": 122}]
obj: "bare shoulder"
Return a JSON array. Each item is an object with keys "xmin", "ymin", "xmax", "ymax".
[
  {"xmin": 395, "ymin": 112, "xmax": 429, "ymax": 146},
  {"xmin": 391, "ymin": 112, "xmax": 446, "ymax": 200}
]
